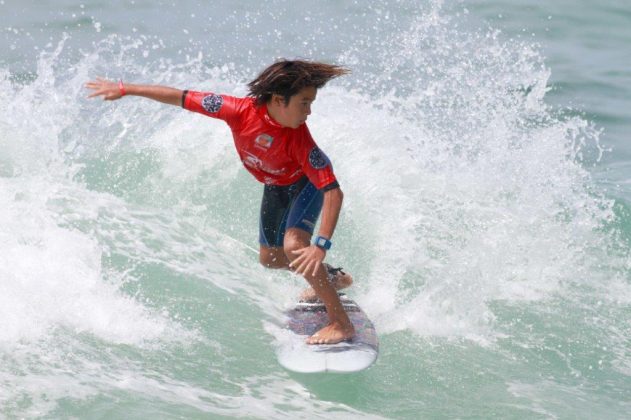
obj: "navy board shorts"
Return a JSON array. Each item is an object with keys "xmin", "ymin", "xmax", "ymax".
[{"xmin": 259, "ymin": 176, "xmax": 323, "ymax": 248}]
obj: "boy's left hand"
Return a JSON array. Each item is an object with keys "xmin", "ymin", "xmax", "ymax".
[
  {"xmin": 85, "ymin": 77, "xmax": 123, "ymax": 100},
  {"xmin": 290, "ymin": 245, "xmax": 326, "ymax": 277}
]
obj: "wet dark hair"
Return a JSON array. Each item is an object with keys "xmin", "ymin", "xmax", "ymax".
[{"xmin": 247, "ymin": 59, "xmax": 349, "ymax": 106}]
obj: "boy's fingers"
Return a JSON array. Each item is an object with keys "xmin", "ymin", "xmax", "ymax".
[
  {"xmin": 297, "ymin": 261, "xmax": 309, "ymax": 275},
  {"xmin": 305, "ymin": 261, "xmax": 314, "ymax": 277},
  {"xmin": 295, "ymin": 260, "xmax": 306, "ymax": 274},
  {"xmin": 289, "ymin": 250, "xmax": 305, "ymax": 265}
]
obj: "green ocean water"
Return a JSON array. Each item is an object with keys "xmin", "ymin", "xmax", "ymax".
[{"xmin": 1, "ymin": 0, "xmax": 630, "ymax": 418}]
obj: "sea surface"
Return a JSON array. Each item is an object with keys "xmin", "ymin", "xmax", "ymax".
[{"xmin": 1, "ymin": 0, "xmax": 630, "ymax": 418}]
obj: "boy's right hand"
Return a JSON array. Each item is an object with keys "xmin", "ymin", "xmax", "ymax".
[{"xmin": 85, "ymin": 77, "xmax": 124, "ymax": 100}]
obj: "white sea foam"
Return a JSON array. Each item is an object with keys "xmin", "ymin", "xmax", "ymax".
[
  {"xmin": 308, "ymin": 7, "xmax": 624, "ymax": 343},
  {"xmin": 0, "ymin": 177, "xmax": 178, "ymax": 345}
]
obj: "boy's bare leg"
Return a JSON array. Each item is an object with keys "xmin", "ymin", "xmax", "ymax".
[
  {"xmin": 299, "ymin": 269, "xmax": 353, "ymax": 302},
  {"xmin": 258, "ymin": 232, "xmax": 355, "ymax": 344},
  {"xmin": 259, "ymin": 245, "xmax": 353, "ymax": 295},
  {"xmin": 260, "ymin": 243, "xmax": 353, "ymax": 301},
  {"xmin": 283, "ymin": 228, "xmax": 355, "ymax": 345}
]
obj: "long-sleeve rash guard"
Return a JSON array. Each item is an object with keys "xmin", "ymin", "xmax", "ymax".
[{"xmin": 182, "ymin": 91, "xmax": 339, "ymax": 191}]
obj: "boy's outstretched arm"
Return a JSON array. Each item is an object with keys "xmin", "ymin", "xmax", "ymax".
[{"xmin": 85, "ymin": 77, "xmax": 182, "ymax": 106}]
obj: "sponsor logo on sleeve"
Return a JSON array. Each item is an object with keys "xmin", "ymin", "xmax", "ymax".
[
  {"xmin": 308, "ymin": 147, "xmax": 330, "ymax": 170},
  {"xmin": 201, "ymin": 94, "xmax": 223, "ymax": 113}
]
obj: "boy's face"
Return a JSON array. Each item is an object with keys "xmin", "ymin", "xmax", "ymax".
[{"xmin": 271, "ymin": 86, "xmax": 317, "ymax": 129}]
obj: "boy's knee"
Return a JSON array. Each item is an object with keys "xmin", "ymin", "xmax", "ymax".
[
  {"xmin": 283, "ymin": 240, "xmax": 299, "ymax": 256},
  {"xmin": 283, "ymin": 236, "xmax": 308, "ymax": 259}
]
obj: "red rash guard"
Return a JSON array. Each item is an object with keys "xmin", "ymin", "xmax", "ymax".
[{"xmin": 182, "ymin": 91, "xmax": 339, "ymax": 190}]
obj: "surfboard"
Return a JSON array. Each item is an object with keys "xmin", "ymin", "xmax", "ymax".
[{"xmin": 276, "ymin": 293, "xmax": 379, "ymax": 373}]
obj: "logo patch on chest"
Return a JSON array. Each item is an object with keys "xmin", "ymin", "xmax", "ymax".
[{"xmin": 254, "ymin": 133, "xmax": 274, "ymax": 150}]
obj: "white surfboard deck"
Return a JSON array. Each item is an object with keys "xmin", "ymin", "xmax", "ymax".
[{"xmin": 276, "ymin": 293, "xmax": 379, "ymax": 373}]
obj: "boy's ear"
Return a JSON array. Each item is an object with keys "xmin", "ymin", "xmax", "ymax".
[{"xmin": 271, "ymin": 94, "xmax": 287, "ymax": 107}]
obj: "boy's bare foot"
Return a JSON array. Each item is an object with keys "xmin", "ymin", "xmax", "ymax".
[
  {"xmin": 300, "ymin": 265, "xmax": 353, "ymax": 302},
  {"xmin": 306, "ymin": 321, "xmax": 355, "ymax": 345}
]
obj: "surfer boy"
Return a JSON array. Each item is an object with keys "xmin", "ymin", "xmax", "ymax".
[{"xmin": 86, "ymin": 60, "xmax": 354, "ymax": 344}]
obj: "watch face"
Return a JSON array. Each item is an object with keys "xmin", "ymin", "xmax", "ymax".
[{"xmin": 315, "ymin": 237, "xmax": 330, "ymax": 249}]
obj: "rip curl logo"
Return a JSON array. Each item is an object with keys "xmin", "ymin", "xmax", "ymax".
[
  {"xmin": 243, "ymin": 152, "xmax": 262, "ymax": 169},
  {"xmin": 308, "ymin": 147, "xmax": 329, "ymax": 170},
  {"xmin": 243, "ymin": 152, "xmax": 286, "ymax": 175},
  {"xmin": 202, "ymin": 94, "xmax": 223, "ymax": 113}
]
